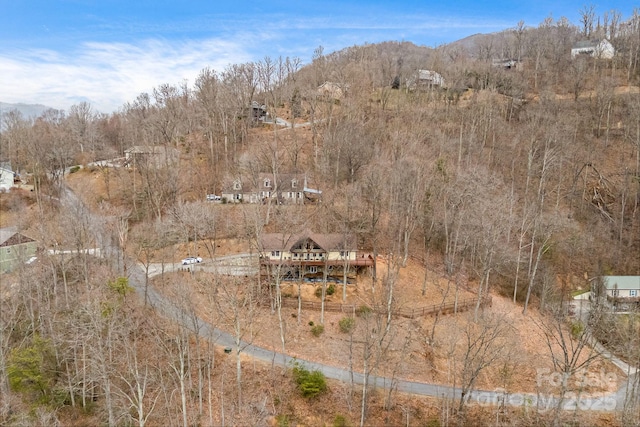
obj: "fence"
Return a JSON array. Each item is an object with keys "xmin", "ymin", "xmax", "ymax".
[
  {"xmin": 279, "ymin": 295, "xmax": 492, "ymax": 319},
  {"xmin": 280, "ymin": 298, "xmax": 358, "ymax": 314}
]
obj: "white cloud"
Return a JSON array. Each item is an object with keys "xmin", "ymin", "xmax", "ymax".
[
  {"xmin": 0, "ymin": 38, "xmax": 252, "ymax": 114},
  {"xmin": 0, "ymin": 11, "xmax": 511, "ymax": 115}
]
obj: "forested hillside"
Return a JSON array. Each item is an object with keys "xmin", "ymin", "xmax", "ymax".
[{"xmin": 1, "ymin": 10, "xmax": 639, "ymax": 427}]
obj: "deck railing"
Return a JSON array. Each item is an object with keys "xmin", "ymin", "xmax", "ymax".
[{"xmin": 278, "ymin": 295, "xmax": 492, "ymax": 319}]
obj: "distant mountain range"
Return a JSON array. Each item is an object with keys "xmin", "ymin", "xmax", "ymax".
[{"xmin": 0, "ymin": 102, "xmax": 52, "ymax": 119}]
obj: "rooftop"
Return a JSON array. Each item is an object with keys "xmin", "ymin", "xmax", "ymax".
[{"xmin": 603, "ymin": 276, "xmax": 640, "ymax": 290}]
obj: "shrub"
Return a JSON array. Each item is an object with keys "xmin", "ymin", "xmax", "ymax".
[
  {"xmin": 108, "ymin": 277, "xmax": 133, "ymax": 297},
  {"xmin": 275, "ymin": 414, "xmax": 290, "ymax": 427},
  {"xmin": 314, "ymin": 283, "xmax": 336, "ymax": 297},
  {"xmin": 570, "ymin": 321, "xmax": 585, "ymax": 338},
  {"xmin": 338, "ymin": 317, "xmax": 355, "ymax": 333},
  {"xmin": 311, "ymin": 324, "xmax": 324, "ymax": 337},
  {"xmin": 308, "ymin": 320, "xmax": 314, "ymax": 326},
  {"xmin": 333, "ymin": 414, "xmax": 350, "ymax": 427},
  {"xmin": 355, "ymin": 305, "xmax": 372, "ymax": 317},
  {"xmin": 69, "ymin": 165, "xmax": 81, "ymax": 174},
  {"xmin": 291, "ymin": 362, "xmax": 327, "ymax": 398},
  {"xmin": 7, "ymin": 335, "xmax": 58, "ymax": 404}
]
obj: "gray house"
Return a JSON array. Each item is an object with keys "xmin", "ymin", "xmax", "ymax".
[{"xmin": 221, "ymin": 173, "xmax": 321, "ymax": 204}]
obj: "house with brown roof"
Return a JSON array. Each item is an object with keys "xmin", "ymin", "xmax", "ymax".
[
  {"xmin": 0, "ymin": 227, "xmax": 37, "ymax": 273},
  {"xmin": 221, "ymin": 173, "xmax": 321, "ymax": 204},
  {"xmin": 259, "ymin": 231, "xmax": 373, "ymax": 282}
]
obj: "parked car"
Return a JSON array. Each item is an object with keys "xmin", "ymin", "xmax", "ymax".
[{"xmin": 181, "ymin": 256, "xmax": 203, "ymax": 265}]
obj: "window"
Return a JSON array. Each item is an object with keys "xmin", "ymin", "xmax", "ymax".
[
  {"xmin": 233, "ymin": 181, "xmax": 241, "ymax": 190},
  {"xmin": 612, "ymin": 289, "xmax": 619, "ymax": 297},
  {"xmin": 264, "ymin": 179, "xmax": 271, "ymax": 188},
  {"xmin": 291, "ymin": 179, "xmax": 297, "ymax": 188},
  {"xmin": 631, "ymin": 290, "xmax": 638, "ymax": 297},
  {"xmin": 271, "ymin": 251, "xmax": 280, "ymax": 257},
  {"xmin": 340, "ymin": 251, "xmax": 349, "ymax": 258},
  {"xmin": 309, "ymin": 266, "xmax": 317, "ymax": 273}
]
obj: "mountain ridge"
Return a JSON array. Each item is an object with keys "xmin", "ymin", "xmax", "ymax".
[{"xmin": 0, "ymin": 101, "xmax": 52, "ymax": 119}]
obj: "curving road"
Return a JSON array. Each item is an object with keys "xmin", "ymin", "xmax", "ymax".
[
  {"xmin": 59, "ymin": 184, "xmax": 637, "ymax": 414},
  {"xmin": 129, "ymin": 257, "xmax": 638, "ymax": 413}
]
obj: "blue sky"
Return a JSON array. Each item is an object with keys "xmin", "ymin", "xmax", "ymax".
[{"xmin": 0, "ymin": 1, "xmax": 636, "ymax": 114}]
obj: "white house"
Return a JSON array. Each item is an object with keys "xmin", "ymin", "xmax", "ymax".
[
  {"xmin": 571, "ymin": 39, "xmax": 615, "ymax": 59},
  {"xmin": 594, "ymin": 276, "xmax": 640, "ymax": 312},
  {"xmin": 602, "ymin": 276, "xmax": 640, "ymax": 299},
  {"xmin": 0, "ymin": 161, "xmax": 15, "ymax": 192}
]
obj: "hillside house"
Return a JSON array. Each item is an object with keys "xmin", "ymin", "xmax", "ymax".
[
  {"xmin": 221, "ymin": 173, "xmax": 321, "ymax": 204},
  {"xmin": 407, "ymin": 70, "xmax": 446, "ymax": 90},
  {"xmin": 317, "ymin": 82, "xmax": 348, "ymax": 100},
  {"xmin": 0, "ymin": 228, "xmax": 37, "ymax": 274},
  {"xmin": 259, "ymin": 231, "xmax": 373, "ymax": 282},
  {"xmin": 594, "ymin": 276, "xmax": 640, "ymax": 311},
  {"xmin": 492, "ymin": 59, "xmax": 523, "ymax": 71},
  {"xmin": 571, "ymin": 39, "xmax": 615, "ymax": 59},
  {"xmin": 250, "ymin": 101, "xmax": 267, "ymax": 122},
  {"xmin": 124, "ymin": 145, "xmax": 179, "ymax": 169},
  {"xmin": 0, "ymin": 161, "xmax": 15, "ymax": 192}
]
